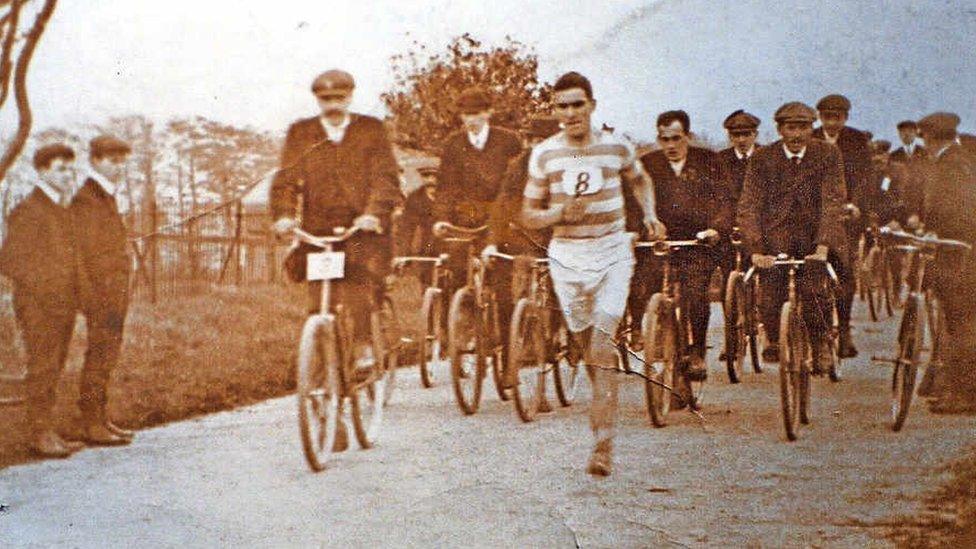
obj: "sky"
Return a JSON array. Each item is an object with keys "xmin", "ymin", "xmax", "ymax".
[{"xmin": 5, "ymin": 0, "xmax": 976, "ymax": 146}]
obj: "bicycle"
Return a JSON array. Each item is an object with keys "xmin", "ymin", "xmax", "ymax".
[
  {"xmin": 640, "ymin": 236, "xmax": 714, "ymax": 427},
  {"xmin": 750, "ymin": 254, "xmax": 841, "ymax": 441},
  {"xmin": 858, "ymin": 220, "xmax": 895, "ymax": 322},
  {"xmin": 723, "ymin": 227, "xmax": 763, "ymax": 383},
  {"xmin": 391, "ymin": 253, "xmax": 452, "ymax": 388},
  {"xmin": 875, "ymin": 227, "xmax": 972, "ymax": 431},
  {"xmin": 437, "ymin": 222, "xmax": 511, "ymax": 415},
  {"xmin": 504, "ymin": 253, "xmax": 582, "ymax": 422},
  {"xmin": 293, "ymin": 226, "xmax": 402, "ymax": 472}
]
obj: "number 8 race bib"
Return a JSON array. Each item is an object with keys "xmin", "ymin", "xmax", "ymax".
[{"xmin": 561, "ymin": 164, "xmax": 605, "ymax": 197}]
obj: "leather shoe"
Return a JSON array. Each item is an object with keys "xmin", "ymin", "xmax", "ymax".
[
  {"xmin": 31, "ymin": 430, "xmax": 85, "ymax": 458},
  {"xmin": 85, "ymin": 422, "xmax": 132, "ymax": 446},
  {"xmin": 838, "ymin": 330, "xmax": 858, "ymax": 359},
  {"xmin": 685, "ymin": 355, "xmax": 708, "ymax": 382},
  {"xmin": 586, "ymin": 439, "xmax": 613, "ymax": 477},
  {"xmin": 333, "ymin": 421, "xmax": 349, "ymax": 452},
  {"xmin": 762, "ymin": 344, "xmax": 780, "ymax": 363},
  {"xmin": 106, "ymin": 421, "xmax": 135, "ymax": 440}
]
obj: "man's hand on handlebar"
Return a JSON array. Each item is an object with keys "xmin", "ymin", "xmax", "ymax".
[
  {"xmin": 480, "ymin": 244, "xmax": 498, "ymax": 262},
  {"xmin": 844, "ymin": 202, "xmax": 861, "ymax": 220},
  {"xmin": 645, "ymin": 218, "xmax": 667, "ymax": 240},
  {"xmin": 695, "ymin": 228, "xmax": 720, "ymax": 245},
  {"xmin": 352, "ymin": 214, "xmax": 382, "ymax": 233},
  {"xmin": 803, "ymin": 244, "xmax": 829, "ymax": 263},
  {"xmin": 751, "ymin": 253, "xmax": 776, "ymax": 269},
  {"xmin": 272, "ymin": 217, "xmax": 298, "ymax": 237}
]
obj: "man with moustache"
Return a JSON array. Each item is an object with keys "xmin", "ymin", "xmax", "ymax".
[
  {"xmin": 521, "ymin": 71, "xmax": 664, "ymax": 476},
  {"xmin": 0, "ymin": 144, "xmax": 89, "ymax": 457},
  {"xmin": 915, "ymin": 112, "xmax": 976, "ymax": 413},
  {"xmin": 270, "ymin": 70, "xmax": 402, "ymax": 449},
  {"xmin": 68, "ymin": 136, "xmax": 136, "ymax": 446},
  {"xmin": 636, "ymin": 110, "xmax": 732, "ymax": 381},
  {"xmin": 813, "ymin": 94, "xmax": 874, "ymax": 358},
  {"xmin": 737, "ymin": 102, "xmax": 848, "ymax": 371}
]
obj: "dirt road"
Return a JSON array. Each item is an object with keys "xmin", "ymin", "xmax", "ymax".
[{"xmin": 2, "ymin": 304, "xmax": 973, "ymax": 547}]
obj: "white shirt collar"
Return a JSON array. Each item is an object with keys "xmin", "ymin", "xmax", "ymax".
[
  {"xmin": 467, "ymin": 124, "xmax": 490, "ymax": 150},
  {"xmin": 34, "ymin": 179, "xmax": 66, "ymax": 207},
  {"xmin": 821, "ymin": 129, "xmax": 839, "ymax": 145},
  {"xmin": 734, "ymin": 145, "xmax": 755, "ymax": 160},
  {"xmin": 880, "ymin": 176, "xmax": 892, "ymax": 192},
  {"xmin": 85, "ymin": 167, "xmax": 116, "ymax": 197},
  {"xmin": 937, "ymin": 143, "xmax": 954, "ymax": 159},
  {"xmin": 905, "ymin": 142, "xmax": 916, "ymax": 156},
  {"xmin": 783, "ymin": 144, "xmax": 807, "ymax": 161},
  {"xmin": 669, "ymin": 157, "xmax": 687, "ymax": 176},
  {"xmin": 320, "ymin": 114, "xmax": 351, "ymax": 143}
]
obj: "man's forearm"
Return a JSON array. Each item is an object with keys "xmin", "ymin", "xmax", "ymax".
[
  {"xmin": 628, "ymin": 171, "xmax": 658, "ymax": 223},
  {"xmin": 520, "ymin": 199, "xmax": 562, "ymax": 230}
]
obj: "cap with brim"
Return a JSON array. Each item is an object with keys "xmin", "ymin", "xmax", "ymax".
[
  {"xmin": 312, "ymin": 69, "xmax": 355, "ymax": 96},
  {"xmin": 723, "ymin": 109, "xmax": 761, "ymax": 131},
  {"xmin": 816, "ymin": 94, "xmax": 851, "ymax": 113},
  {"xmin": 456, "ymin": 87, "xmax": 491, "ymax": 114},
  {"xmin": 774, "ymin": 102, "xmax": 817, "ymax": 124},
  {"xmin": 90, "ymin": 135, "xmax": 131, "ymax": 157},
  {"xmin": 896, "ymin": 120, "xmax": 918, "ymax": 130},
  {"xmin": 871, "ymin": 140, "xmax": 892, "ymax": 153},
  {"xmin": 918, "ymin": 112, "xmax": 960, "ymax": 140}
]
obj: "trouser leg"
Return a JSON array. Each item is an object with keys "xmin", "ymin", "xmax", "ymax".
[
  {"xmin": 760, "ymin": 269, "xmax": 787, "ymax": 344},
  {"xmin": 799, "ymin": 267, "xmax": 831, "ymax": 339},
  {"xmin": 680, "ymin": 255, "xmax": 714, "ymax": 358},
  {"xmin": 78, "ymin": 300, "xmax": 128, "ymax": 420},
  {"xmin": 14, "ymin": 292, "xmax": 76, "ymax": 432}
]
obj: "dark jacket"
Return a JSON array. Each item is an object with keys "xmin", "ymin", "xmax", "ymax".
[
  {"xmin": 0, "ymin": 188, "xmax": 88, "ymax": 310},
  {"xmin": 813, "ymin": 126, "xmax": 873, "ymax": 206},
  {"xmin": 397, "ymin": 185, "xmax": 437, "ymax": 257},
  {"xmin": 639, "ymin": 147, "xmax": 733, "ymax": 240},
  {"xmin": 874, "ymin": 164, "xmax": 919, "ymax": 225},
  {"xmin": 736, "ymin": 140, "xmax": 848, "ymax": 257},
  {"xmin": 889, "ymin": 144, "xmax": 927, "ymax": 165},
  {"xmin": 717, "ymin": 146, "xmax": 761, "ymax": 210},
  {"xmin": 434, "ymin": 127, "xmax": 521, "ymax": 228},
  {"xmin": 69, "ymin": 178, "xmax": 130, "ymax": 311},
  {"xmin": 924, "ymin": 143, "xmax": 976, "ymax": 244},
  {"xmin": 488, "ymin": 149, "xmax": 550, "ymax": 254},
  {"xmin": 269, "ymin": 114, "xmax": 402, "ymax": 234}
]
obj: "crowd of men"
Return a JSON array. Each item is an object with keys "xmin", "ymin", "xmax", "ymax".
[{"xmin": 3, "ymin": 67, "xmax": 974, "ymax": 476}]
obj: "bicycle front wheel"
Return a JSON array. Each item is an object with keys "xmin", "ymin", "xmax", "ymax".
[
  {"xmin": 892, "ymin": 295, "xmax": 921, "ymax": 432},
  {"xmin": 724, "ymin": 272, "xmax": 747, "ymax": 384},
  {"xmin": 509, "ymin": 298, "xmax": 547, "ymax": 423},
  {"xmin": 643, "ymin": 293, "xmax": 677, "ymax": 428},
  {"xmin": 779, "ymin": 302, "xmax": 806, "ymax": 441},
  {"xmin": 448, "ymin": 287, "xmax": 484, "ymax": 415},
  {"xmin": 297, "ymin": 314, "xmax": 341, "ymax": 472},
  {"xmin": 349, "ymin": 305, "xmax": 395, "ymax": 449},
  {"xmin": 419, "ymin": 287, "xmax": 444, "ymax": 388}
]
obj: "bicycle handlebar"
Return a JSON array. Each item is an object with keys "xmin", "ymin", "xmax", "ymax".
[
  {"xmin": 878, "ymin": 226, "xmax": 972, "ymax": 252},
  {"xmin": 292, "ymin": 226, "xmax": 362, "ymax": 248},
  {"xmin": 391, "ymin": 254, "xmax": 450, "ymax": 270},
  {"xmin": 432, "ymin": 221, "xmax": 488, "ymax": 239}
]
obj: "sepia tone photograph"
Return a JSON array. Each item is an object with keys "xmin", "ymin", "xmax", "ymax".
[{"xmin": 1, "ymin": 0, "xmax": 975, "ymax": 546}]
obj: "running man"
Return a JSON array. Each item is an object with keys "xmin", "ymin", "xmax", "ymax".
[{"xmin": 520, "ymin": 71, "xmax": 664, "ymax": 477}]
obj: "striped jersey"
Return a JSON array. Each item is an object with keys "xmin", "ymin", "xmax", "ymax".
[{"xmin": 524, "ymin": 130, "xmax": 638, "ymax": 239}]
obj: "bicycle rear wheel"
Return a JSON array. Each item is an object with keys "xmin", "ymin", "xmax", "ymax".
[
  {"xmin": 419, "ymin": 287, "xmax": 444, "ymax": 388},
  {"xmin": 297, "ymin": 314, "xmax": 341, "ymax": 472},
  {"xmin": 724, "ymin": 272, "xmax": 747, "ymax": 383},
  {"xmin": 746, "ymin": 276, "xmax": 763, "ymax": 373},
  {"xmin": 484, "ymin": 297, "xmax": 510, "ymax": 402},
  {"xmin": 892, "ymin": 295, "xmax": 921, "ymax": 432},
  {"xmin": 643, "ymin": 294, "xmax": 677, "ymax": 428},
  {"xmin": 448, "ymin": 287, "xmax": 484, "ymax": 415},
  {"xmin": 509, "ymin": 298, "xmax": 547, "ymax": 422},
  {"xmin": 864, "ymin": 246, "xmax": 880, "ymax": 322},
  {"xmin": 552, "ymin": 311, "xmax": 580, "ymax": 407},
  {"xmin": 779, "ymin": 302, "xmax": 805, "ymax": 441},
  {"xmin": 349, "ymin": 306, "xmax": 394, "ymax": 449}
]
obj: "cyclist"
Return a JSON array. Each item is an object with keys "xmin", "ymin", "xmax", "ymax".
[
  {"xmin": 521, "ymin": 71, "xmax": 664, "ymax": 477},
  {"xmin": 397, "ymin": 157, "xmax": 441, "ymax": 284},
  {"xmin": 636, "ymin": 110, "xmax": 732, "ymax": 381},
  {"xmin": 737, "ymin": 101, "xmax": 848, "ymax": 373},
  {"xmin": 269, "ymin": 69, "xmax": 403, "ymax": 448}
]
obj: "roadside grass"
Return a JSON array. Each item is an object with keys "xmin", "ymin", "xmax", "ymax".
[{"xmin": 0, "ymin": 276, "xmax": 424, "ymax": 468}]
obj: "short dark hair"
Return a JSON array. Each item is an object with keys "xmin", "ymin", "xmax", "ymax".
[
  {"xmin": 89, "ymin": 135, "xmax": 132, "ymax": 160},
  {"xmin": 33, "ymin": 143, "xmax": 75, "ymax": 170},
  {"xmin": 657, "ymin": 110, "xmax": 691, "ymax": 134},
  {"xmin": 896, "ymin": 120, "xmax": 918, "ymax": 131},
  {"xmin": 553, "ymin": 71, "xmax": 593, "ymax": 101}
]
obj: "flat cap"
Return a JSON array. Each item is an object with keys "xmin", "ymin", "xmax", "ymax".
[
  {"xmin": 89, "ymin": 135, "xmax": 131, "ymax": 158},
  {"xmin": 871, "ymin": 139, "xmax": 892, "ymax": 154},
  {"xmin": 311, "ymin": 69, "xmax": 355, "ymax": 95},
  {"xmin": 456, "ymin": 86, "xmax": 491, "ymax": 114},
  {"xmin": 774, "ymin": 101, "xmax": 817, "ymax": 124},
  {"xmin": 896, "ymin": 120, "xmax": 918, "ymax": 130},
  {"xmin": 33, "ymin": 143, "xmax": 75, "ymax": 170},
  {"xmin": 415, "ymin": 156, "xmax": 441, "ymax": 175},
  {"xmin": 816, "ymin": 94, "xmax": 851, "ymax": 113},
  {"xmin": 723, "ymin": 109, "xmax": 761, "ymax": 130},
  {"xmin": 526, "ymin": 116, "xmax": 561, "ymax": 139},
  {"xmin": 918, "ymin": 112, "xmax": 960, "ymax": 139}
]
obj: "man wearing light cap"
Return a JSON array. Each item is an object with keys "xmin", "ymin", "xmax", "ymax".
[
  {"xmin": 915, "ymin": 112, "xmax": 976, "ymax": 413},
  {"xmin": 737, "ymin": 102, "xmax": 847, "ymax": 371},
  {"xmin": 813, "ymin": 93, "xmax": 874, "ymax": 358},
  {"xmin": 270, "ymin": 69, "xmax": 402, "ymax": 418},
  {"xmin": 890, "ymin": 120, "xmax": 927, "ymax": 165}
]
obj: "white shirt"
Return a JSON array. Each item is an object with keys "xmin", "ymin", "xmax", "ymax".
[
  {"xmin": 937, "ymin": 143, "xmax": 953, "ymax": 159},
  {"xmin": 669, "ymin": 157, "xmax": 687, "ymax": 177},
  {"xmin": 467, "ymin": 124, "xmax": 490, "ymax": 150},
  {"xmin": 880, "ymin": 176, "xmax": 892, "ymax": 192},
  {"xmin": 320, "ymin": 114, "xmax": 351, "ymax": 143},
  {"xmin": 734, "ymin": 145, "xmax": 755, "ymax": 160},
  {"xmin": 782, "ymin": 144, "xmax": 807, "ymax": 162},
  {"xmin": 904, "ymin": 142, "xmax": 916, "ymax": 157},
  {"xmin": 822, "ymin": 131, "xmax": 839, "ymax": 145},
  {"xmin": 35, "ymin": 179, "xmax": 66, "ymax": 207}
]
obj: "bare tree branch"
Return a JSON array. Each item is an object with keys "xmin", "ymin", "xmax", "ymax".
[
  {"xmin": 0, "ymin": 0, "xmax": 56, "ymax": 185},
  {"xmin": 0, "ymin": 0, "xmax": 24, "ymax": 109}
]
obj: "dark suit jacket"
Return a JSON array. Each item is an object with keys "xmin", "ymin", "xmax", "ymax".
[
  {"xmin": 874, "ymin": 164, "xmax": 920, "ymax": 225},
  {"xmin": 640, "ymin": 147, "xmax": 732, "ymax": 240},
  {"xmin": 813, "ymin": 126, "xmax": 873, "ymax": 207},
  {"xmin": 0, "ymin": 188, "xmax": 88, "ymax": 310},
  {"xmin": 924, "ymin": 143, "xmax": 976, "ymax": 244},
  {"xmin": 69, "ymin": 178, "xmax": 130, "ymax": 312},
  {"xmin": 488, "ymin": 149, "xmax": 550, "ymax": 254},
  {"xmin": 269, "ymin": 113, "xmax": 402, "ymax": 234},
  {"xmin": 398, "ymin": 186, "xmax": 437, "ymax": 257},
  {"xmin": 736, "ymin": 140, "xmax": 848, "ymax": 257},
  {"xmin": 889, "ymin": 144, "xmax": 928, "ymax": 165},
  {"xmin": 434, "ymin": 127, "xmax": 521, "ymax": 228},
  {"xmin": 718, "ymin": 146, "xmax": 761, "ymax": 216}
]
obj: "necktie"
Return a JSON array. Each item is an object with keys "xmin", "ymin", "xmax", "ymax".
[{"xmin": 793, "ymin": 156, "xmax": 802, "ymax": 166}]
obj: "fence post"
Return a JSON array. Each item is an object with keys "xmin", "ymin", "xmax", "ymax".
[
  {"xmin": 149, "ymin": 200, "xmax": 159, "ymax": 304},
  {"xmin": 234, "ymin": 200, "xmax": 243, "ymax": 286}
]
